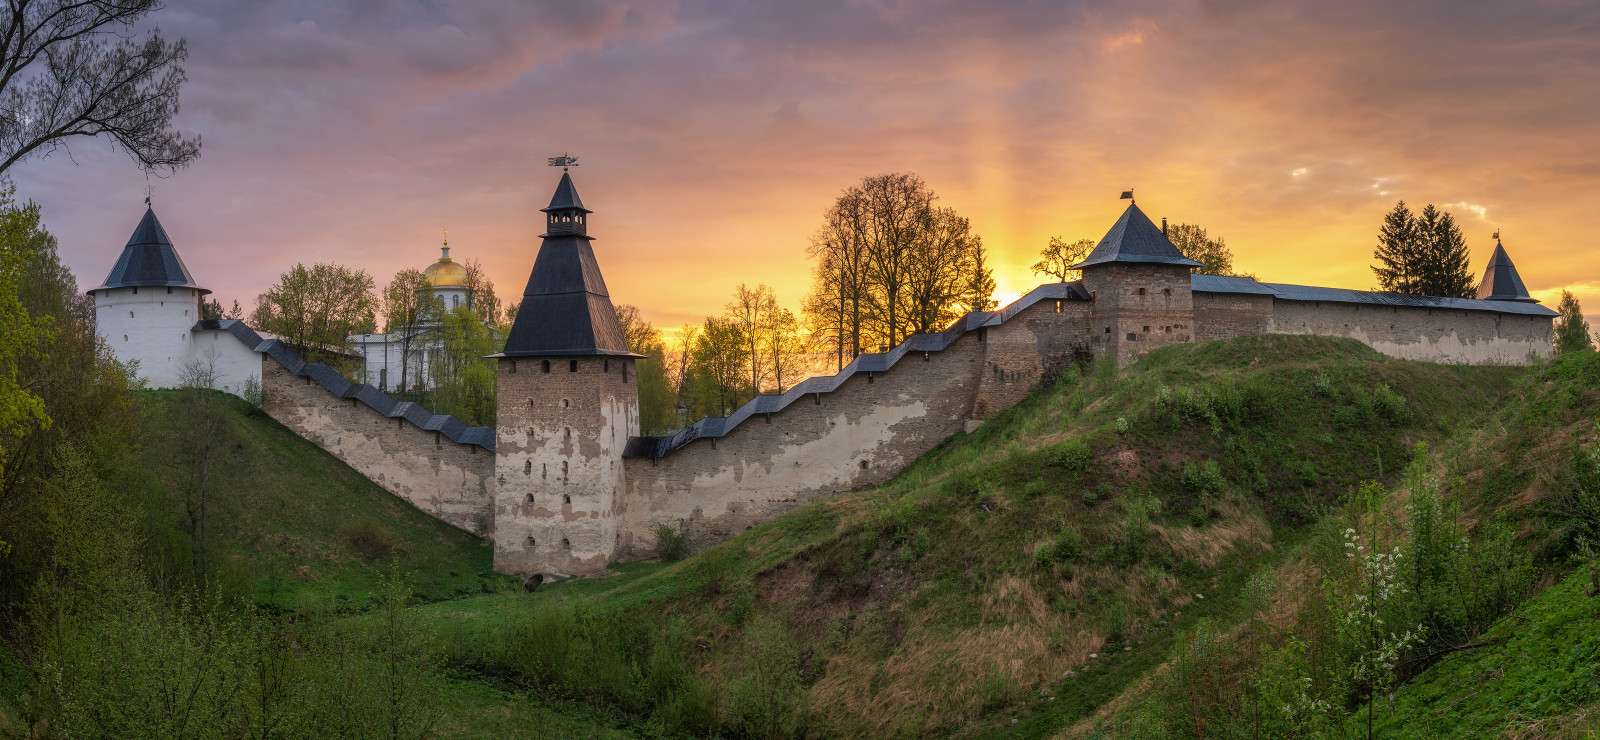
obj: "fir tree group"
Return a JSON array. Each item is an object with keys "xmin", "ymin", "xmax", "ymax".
[{"xmin": 1372, "ymin": 201, "xmax": 1475, "ymax": 298}]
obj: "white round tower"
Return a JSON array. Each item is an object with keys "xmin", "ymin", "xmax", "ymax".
[{"xmin": 89, "ymin": 207, "xmax": 212, "ymax": 389}]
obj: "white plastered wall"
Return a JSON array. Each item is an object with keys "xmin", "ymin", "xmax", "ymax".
[{"xmin": 94, "ymin": 286, "xmax": 262, "ymax": 398}]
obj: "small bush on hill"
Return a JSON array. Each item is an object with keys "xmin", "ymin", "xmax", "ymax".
[
  {"xmin": 342, "ymin": 517, "xmax": 398, "ymax": 560},
  {"xmin": 653, "ymin": 522, "xmax": 689, "ymax": 561}
]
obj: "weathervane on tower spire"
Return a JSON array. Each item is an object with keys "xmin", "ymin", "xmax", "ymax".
[
  {"xmin": 547, "ymin": 153, "xmax": 579, "ymax": 172},
  {"xmin": 1120, "ymin": 188, "xmax": 1134, "ymax": 206}
]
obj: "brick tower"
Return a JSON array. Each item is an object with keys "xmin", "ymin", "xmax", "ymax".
[
  {"xmin": 1075, "ymin": 202, "xmax": 1203, "ymax": 367},
  {"xmin": 492, "ymin": 170, "xmax": 641, "ymax": 577}
]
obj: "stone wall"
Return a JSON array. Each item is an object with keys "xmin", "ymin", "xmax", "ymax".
[
  {"xmin": 619, "ymin": 298, "xmax": 1086, "ymax": 558},
  {"xmin": 1268, "ymin": 300, "xmax": 1552, "ymax": 365},
  {"xmin": 493, "ymin": 356, "xmax": 639, "ymax": 576},
  {"xmin": 1083, "ymin": 263, "xmax": 1196, "ymax": 367},
  {"xmin": 1193, "ymin": 292, "xmax": 1274, "ymax": 342},
  {"xmin": 261, "ymin": 354, "xmax": 496, "ymax": 534}
]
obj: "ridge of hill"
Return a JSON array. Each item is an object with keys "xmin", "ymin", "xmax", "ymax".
[{"xmin": 396, "ymin": 335, "xmax": 1539, "ymax": 738}]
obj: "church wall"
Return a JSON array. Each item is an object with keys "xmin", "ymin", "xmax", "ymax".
[
  {"xmin": 1267, "ymin": 300, "xmax": 1553, "ymax": 365},
  {"xmin": 260, "ymin": 354, "xmax": 496, "ymax": 534},
  {"xmin": 493, "ymin": 356, "xmax": 638, "ymax": 577},
  {"xmin": 1193, "ymin": 292, "xmax": 1275, "ymax": 341}
]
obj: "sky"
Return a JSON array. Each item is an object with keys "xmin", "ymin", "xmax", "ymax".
[{"xmin": 16, "ymin": 0, "xmax": 1600, "ymax": 333}]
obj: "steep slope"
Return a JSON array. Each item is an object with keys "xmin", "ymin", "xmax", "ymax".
[
  {"xmin": 133, "ymin": 390, "xmax": 506, "ymax": 611},
  {"xmin": 406, "ymin": 335, "xmax": 1525, "ymax": 738}
]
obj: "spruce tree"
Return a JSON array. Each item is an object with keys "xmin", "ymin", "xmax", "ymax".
[
  {"xmin": 1372, "ymin": 201, "xmax": 1420, "ymax": 293},
  {"xmin": 1555, "ymin": 291, "xmax": 1595, "ymax": 354},
  {"xmin": 1417, "ymin": 205, "xmax": 1475, "ymax": 298}
]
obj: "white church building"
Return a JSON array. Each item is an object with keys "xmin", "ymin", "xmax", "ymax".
[{"xmin": 347, "ymin": 241, "xmax": 479, "ymax": 393}]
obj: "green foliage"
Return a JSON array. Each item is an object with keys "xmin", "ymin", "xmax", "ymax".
[
  {"xmin": 0, "ymin": 191, "xmax": 55, "ymax": 489},
  {"xmin": 1556, "ymin": 290, "xmax": 1595, "ymax": 354},
  {"xmin": 652, "ymin": 521, "xmax": 689, "ymax": 561},
  {"xmin": 1371, "ymin": 201, "xmax": 1475, "ymax": 298},
  {"xmin": 253, "ymin": 262, "xmax": 379, "ymax": 376},
  {"xmin": 1167, "ymin": 222, "xmax": 1239, "ymax": 277},
  {"xmin": 425, "ymin": 305, "xmax": 498, "ymax": 426},
  {"xmin": 1181, "ymin": 459, "xmax": 1227, "ymax": 495}
]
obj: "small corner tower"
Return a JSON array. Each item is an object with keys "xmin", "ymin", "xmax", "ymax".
[
  {"xmin": 89, "ymin": 206, "xmax": 212, "ymax": 388},
  {"xmin": 1074, "ymin": 200, "xmax": 1203, "ymax": 367},
  {"xmin": 1475, "ymin": 235, "xmax": 1539, "ymax": 303},
  {"xmin": 492, "ymin": 169, "xmax": 641, "ymax": 577}
]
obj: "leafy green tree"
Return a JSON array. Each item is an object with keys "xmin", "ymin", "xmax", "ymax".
[
  {"xmin": 252, "ymin": 262, "xmax": 378, "ymax": 376},
  {"xmin": 1167, "ymin": 223, "xmax": 1237, "ymax": 276},
  {"xmin": 1555, "ymin": 291, "xmax": 1594, "ymax": 354},
  {"xmin": 426, "ymin": 306, "xmax": 498, "ymax": 426},
  {"xmin": 1031, "ymin": 236, "xmax": 1094, "ymax": 282},
  {"xmin": 687, "ymin": 317, "xmax": 750, "ymax": 419},
  {"xmin": 615, "ymin": 304, "xmax": 677, "ymax": 434},
  {"xmin": 0, "ymin": 194, "xmax": 53, "ymax": 491}
]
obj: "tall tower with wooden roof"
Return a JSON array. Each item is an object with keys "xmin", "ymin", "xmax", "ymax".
[
  {"xmin": 1075, "ymin": 201, "xmax": 1203, "ymax": 367},
  {"xmin": 492, "ymin": 170, "xmax": 641, "ymax": 577}
]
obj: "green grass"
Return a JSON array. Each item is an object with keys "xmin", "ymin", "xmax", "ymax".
[
  {"xmin": 1364, "ymin": 566, "xmax": 1600, "ymax": 738},
  {"xmin": 133, "ymin": 389, "xmax": 514, "ymax": 612},
  {"xmin": 381, "ymin": 335, "xmax": 1527, "ymax": 737}
]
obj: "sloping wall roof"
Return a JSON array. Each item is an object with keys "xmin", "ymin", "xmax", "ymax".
[
  {"xmin": 1191, "ymin": 274, "xmax": 1557, "ymax": 317},
  {"xmin": 623, "ymin": 281, "xmax": 1090, "ymax": 459},
  {"xmin": 201, "ymin": 319, "xmax": 495, "ymax": 451}
]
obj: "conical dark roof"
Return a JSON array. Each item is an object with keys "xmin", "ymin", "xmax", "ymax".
[
  {"xmin": 542, "ymin": 171, "xmax": 590, "ymax": 214},
  {"xmin": 1073, "ymin": 203, "xmax": 1203, "ymax": 270},
  {"xmin": 499, "ymin": 173, "xmax": 636, "ymax": 357},
  {"xmin": 1475, "ymin": 240, "xmax": 1538, "ymax": 302},
  {"xmin": 89, "ymin": 207, "xmax": 208, "ymax": 295}
]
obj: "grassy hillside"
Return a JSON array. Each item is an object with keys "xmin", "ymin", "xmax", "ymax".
[
  {"xmin": 133, "ymin": 389, "xmax": 509, "ymax": 611},
  {"xmin": 396, "ymin": 335, "xmax": 1540, "ymax": 738}
]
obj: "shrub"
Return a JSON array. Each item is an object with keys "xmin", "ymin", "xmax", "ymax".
[
  {"xmin": 653, "ymin": 522, "xmax": 689, "ymax": 561},
  {"xmin": 1052, "ymin": 440, "xmax": 1091, "ymax": 471},
  {"xmin": 1181, "ymin": 459, "xmax": 1226, "ymax": 495}
]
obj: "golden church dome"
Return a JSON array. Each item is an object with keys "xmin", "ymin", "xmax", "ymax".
[{"xmin": 423, "ymin": 245, "xmax": 469, "ymax": 287}]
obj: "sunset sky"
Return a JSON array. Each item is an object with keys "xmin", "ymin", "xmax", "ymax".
[{"xmin": 17, "ymin": 0, "xmax": 1600, "ymax": 333}]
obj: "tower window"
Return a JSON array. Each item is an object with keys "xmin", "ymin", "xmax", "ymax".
[
  {"xmin": 604, "ymin": 359, "xmax": 609, "ymax": 372},
  {"xmin": 524, "ymin": 460, "xmax": 532, "ymax": 475},
  {"xmin": 569, "ymin": 359, "xmax": 578, "ymax": 372},
  {"xmin": 561, "ymin": 538, "xmax": 571, "ymax": 550},
  {"xmin": 564, "ymin": 427, "xmax": 571, "ymax": 441},
  {"xmin": 509, "ymin": 360, "xmax": 517, "ymax": 374},
  {"xmin": 129, "ymin": 311, "xmax": 134, "ymax": 318},
  {"xmin": 452, "ymin": 295, "xmax": 460, "ymax": 309},
  {"xmin": 1138, "ymin": 287, "xmax": 1146, "ymax": 296},
  {"xmin": 562, "ymin": 399, "xmax": 569, "ymax": 408},
  {"xmin": 1164, "ymin": 288, "xmax": 1172, "ymax": 297},
  {"xmin": 166, "ymin": 287, "xmax": 172, "ymax": 294},
  {"xmin": 1143, "ymin": 326, "xmax": 1150, "ymax": 333},
  {"xmin": 542, "ymin": 463, "xmax": 547, "ymax": 479},
  {"xmin": 561, "ymin": 460, "xmax": 568, "ymax": 481},
  {"xmin": 524, "ymin": 536, "xmax": 536, "ymax": 548},
  {"xmin": 563, "ymin": 494, "xmax": 571, "ymax": 505},
  {"xmin": 1055, "ymin": 300, "xmax": 1062, "ymax": 313},
  {"xmin": 541, "ymin": 360, "xmax": 550, "ymax": 373}
]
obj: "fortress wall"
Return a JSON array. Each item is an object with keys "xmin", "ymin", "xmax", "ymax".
[
  {"xmin": 1084, "ymin": 264, "xmax": 1196, "ymax": 367},
  {"xmin": 1193, "ymin": 292, "xmax": 1275, "ymax": 341},
  {"xmin": 620, "ymin": 300, "xmax": 1089, "ymax": 557},
  {"xmin": 492, "ymin": 357, "xmax": 638, "ymax": 577},
  {"xmin": 973, "ymin": 300, "xmax": 1094, "ymax": 419},
  {"xmin": 261, "ymin": 354, "xmax": 496, "ymax": 534},
  {"xmin": 1269, "ymin": 300, "xmax": 1553, "ymax": 365}
]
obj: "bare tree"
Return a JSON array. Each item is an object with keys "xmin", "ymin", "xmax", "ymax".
[
  {"xmin": 855, "ymin": 173, "xmax": 935, "ymax": 349},
  {"xmin": 1032, "ymin": 237, "xmax": 1094, "ymax": 282},
  {"xmin": 666, "ymin": 323, "xmax": 696, "ymax": 401},
  {"xmin": 381, "ymin": 268, "xmax": 437, "ymax": 394},
  {"xmin": 461, "ymin": 258, "xmax": 501, "ymax": 324},
  {"xmin": 726, "ymin": 284, "xmax": 778, "ymax": 393},
  {"xmin": 764, "ymin": 306, "xmax": 808, "ymax": 394},
  {"xmin": 0, "ymin": 1, "xmax": 200, "ymax": 175},
  {"xmin": 903, "ymin": 206, "xmax": 979, "ymax": 335}
]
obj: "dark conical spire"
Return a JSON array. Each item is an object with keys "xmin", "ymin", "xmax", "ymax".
[
  {"xmin": 543, "ymin": 171, "xmax": 590, "ymax": 214},
  {"xmin": 1475, "ymin": 238, "xmax": 1538, "ymax": 302},
  {"xmin": 499, "ymin": 172, "xmax": 637, "ymax": 357},
  {"xmin": 1073, "ymin": 202, "xmax": 1204, "ymax": 270},
  {"xmin": 89, "ymin": 207, "xmax": 208, "ymax": 295}
]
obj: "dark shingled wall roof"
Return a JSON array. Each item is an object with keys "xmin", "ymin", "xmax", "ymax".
[
  {"xmin": 1073, "ymin": 203, "xmax": 1204, "ymax": 270},
  {"xmin": 1191, "ymin": 274, "xmax": 1556, "ymax": 317},
  {"xmin": 89, "ymin": 208, "xmax": 208, "ymax": 295},
  {"xmin": 499, "ymin": 173, "xmax": 637, "ymax": 357},
  {"xmin": 1475, "ymin": 241, "xmax": 1538, "ymax": 302},
  {"xmin": 200, "ymin": 319, "xmax": 495, "ymax": 451}
]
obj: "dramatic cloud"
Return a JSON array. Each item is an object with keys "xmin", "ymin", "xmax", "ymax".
[{"xmin": 18, "ymin": 0, "xmax": 1600, "ymax": 330}]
